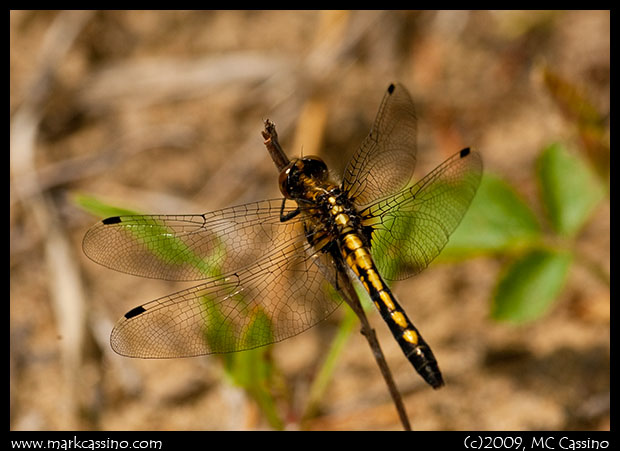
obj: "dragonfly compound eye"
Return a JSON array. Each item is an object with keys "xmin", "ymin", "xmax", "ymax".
[
  {"xmin": 278, "ymin": 160, "xmax": 298, "ymax": 198},
  {"xmin": 301, "ymin": 156, "xmax": 328, "ymax": 181}
]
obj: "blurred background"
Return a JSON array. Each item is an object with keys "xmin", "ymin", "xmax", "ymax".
[{"xmin": 10, "ymin": 10, "xmax": 609, "ymax": 430}]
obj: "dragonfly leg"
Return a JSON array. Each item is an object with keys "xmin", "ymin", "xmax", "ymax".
[{"xmin": 279, "ymin": 198, "xmax": 300, "ymax": 222}]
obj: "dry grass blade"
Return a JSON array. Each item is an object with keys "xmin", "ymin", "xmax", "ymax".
[{"xmin": 10, "ymin": 10, "xmax": 94, "ymax": 427}]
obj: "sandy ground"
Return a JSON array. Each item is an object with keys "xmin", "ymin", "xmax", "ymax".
[{"xmin": 10, "ymin": 10, "xmax": 609, "ymax": 431}]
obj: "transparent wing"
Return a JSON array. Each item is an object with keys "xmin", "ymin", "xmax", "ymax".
[
  {"xmin": 342, "ymin": 83, "xmax": 417, "ymax": 207},
  {"xmin": 110, "ymin": 231, "xmax": 342, "ymax": 357},
  {"xmin": 83, "ymin": 199, "xmax": 343, "ymax": 357},
  {"xmin": 83, "ymin": 199, "xmax": 301, "ymax": 282},
  {"xmin": 361, "ymin": 148, "xmax": 482, "ymax": 281}
]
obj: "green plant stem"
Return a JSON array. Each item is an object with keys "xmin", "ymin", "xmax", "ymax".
[{"xmin": 301, "ymin": 307, "xmax": 358, "ymax": 424}]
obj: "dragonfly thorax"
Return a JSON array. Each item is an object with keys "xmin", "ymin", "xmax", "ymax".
[{"xmin": 279, "ymin": 156, "xmax": 365, "ymax": 248}]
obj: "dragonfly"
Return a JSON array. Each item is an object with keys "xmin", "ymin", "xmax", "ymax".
[{"xmin": 83, "ymin": 83, "xmax": 482, "ymax": 389}]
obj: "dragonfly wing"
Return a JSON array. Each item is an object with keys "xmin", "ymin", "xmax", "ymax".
[
  {"xmin": 342, "ymin": 83, "xmax": 417, "ymax": 207},
  {"xmin": 362, "ymin": 148, "xmax": 482, "ymax": 281},
  {"xmin": 110, "ymin": 222, "xmax": 343, "ymax": 357},
  {"xmin": 83, "ymin": 199, "xmax": 301, "ymax": 282}
]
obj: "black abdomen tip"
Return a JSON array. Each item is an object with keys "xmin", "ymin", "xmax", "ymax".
[
  {"xmin": 429, "ymin": 372, "xmax": 445, "ymax": 390},
  {"xmin": 407, "ymin": 344, "xmax": 445, "ymax": 389},
  {"xmin": 418, "ymin": 360, "xmax": 445, "ymax": 389}
]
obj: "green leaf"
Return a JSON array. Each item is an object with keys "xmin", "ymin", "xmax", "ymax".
[
  {"xmin": 242, "ymin": 308, "xmax": 275, "ymax": 350},
  {"xmin": 225, "ymin": 347, "xmax": 284, "ymax": 430},
  {"xmin": 491, "ymin": 248, "xmax": 572, "ymax": 323},
  {"xmin": 201, "ymin": 294, "xmax": 236, "ymax": 353},
  {"xmin": 537, "ymin": 143, "xmax": 605, "ymax": 237},
  {"xmin": 74, "ymin": 192, "xmax": 141, "ymax": 217},
  {"xmin": 442, "ymin": 174, "xmax": 541, "ymax": 258}
]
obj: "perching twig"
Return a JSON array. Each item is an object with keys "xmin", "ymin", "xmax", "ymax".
[
  {"xmin": 262, "ymin": 119, "xmax": 412, "ymax": 431},
  {"xmin": 337, "ymin": 275, "xmax": 412, "ymax": 431},
  {"xmin": 262, "ymin": 119, "xmax": 290, "ymax": 172}
]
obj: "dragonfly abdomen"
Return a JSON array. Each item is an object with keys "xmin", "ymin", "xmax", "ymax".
[{"xmin": 340, "ymin": 231, "xmax": 445, "ymax": 389}]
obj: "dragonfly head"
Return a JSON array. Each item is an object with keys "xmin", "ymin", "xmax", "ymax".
[{"xmin": 279, "ymin": 156, "xmax": 328, "ymax": 199}]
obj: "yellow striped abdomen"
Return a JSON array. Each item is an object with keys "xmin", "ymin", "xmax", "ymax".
[{"xmin": 339, "ymin": 231, "xmax": 444, "ymax": 389}]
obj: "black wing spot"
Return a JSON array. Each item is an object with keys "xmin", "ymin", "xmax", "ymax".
[
  {"xmin": 102, "ymin": 216, "xmax": 122, "ymax": 225},
  {"xmin": 459, "ymin": 147, "xmax": 471, "ymax": 158},
  {"xmin": 387, "ymin": 83, "xmax": 395, "ymax": 94},
  {"xmin": 124, "ymin": 305, "xmax": 146, "ymax": 319}
]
